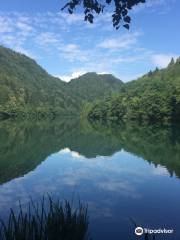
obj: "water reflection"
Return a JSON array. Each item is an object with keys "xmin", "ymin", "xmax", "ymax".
[
  {"xmin": 0, "ymin": 119, "xmax": 180, "ymax": 239},
  {"xmin": 0, "ymin": 119, "xmax": 180, "ymax": 184}
]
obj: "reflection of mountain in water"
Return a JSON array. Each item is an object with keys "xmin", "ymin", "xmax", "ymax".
[
  {"xmin": 0, "ymin": 119, "xmax": 180, "ymax": 184},
  {"xmin": 90, "ymin": 122, "xmax": 180, "ymax": 179},
  {"xmin": 0, "ymin": 119, "xmax": 121, "ymax": 184}
]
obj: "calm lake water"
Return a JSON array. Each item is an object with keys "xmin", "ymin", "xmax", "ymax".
[{"xmin": 0, "ymin": 119, "xmax": 180, "ymax": 239}]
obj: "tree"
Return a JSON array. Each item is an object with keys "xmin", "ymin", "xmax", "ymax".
[
  {"xmin": 62, "ymin": 0, "xmax": 146, "ymax": 30},
  {"xmin": 168, "ymin": 57, "xmax": 175, "ymax": 67}
]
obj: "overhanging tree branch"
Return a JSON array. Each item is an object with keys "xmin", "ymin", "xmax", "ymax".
[{"xmin": 62, "ymin": 0, "xmax": 146, "ymax": 29}]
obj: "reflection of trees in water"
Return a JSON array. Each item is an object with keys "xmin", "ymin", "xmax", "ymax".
[
  {"xmin": 0, "ymin": 119, "xmax": 78, "ymax": 184},
  {"xmin": 0, "ymin": 119, "xmax": 180, "ymax": 184},
  {"xmin": 0, "ymin": 119, "xmax": 121, "ymax": 184},
  {"xmin": 90, "ymin": 121, "xmax": 180, "ymax": 179}
]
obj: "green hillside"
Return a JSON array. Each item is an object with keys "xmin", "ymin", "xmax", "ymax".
[
  {"xmin": 86, "ymin": 58, "xmax": 180, "ymax": 123},
  {"xmin": 0, "ymin": 46, "xmax": 122, "ymax": 119},
  {"xmin": 68, "ymin": 72, "xmax": 123, "ymax": 102},
  {"xmin": 0, "ymin": 46, "xmax": 81, "ymax": 118},
  {"xmin": 1, "ymin": 45, "xmax": 180, "ymax": 123}
]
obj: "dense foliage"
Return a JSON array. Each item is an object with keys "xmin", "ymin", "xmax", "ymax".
[
  {"xmin": 0, "ymin": 46, "xmax": 80, "ymax": 118},
  {"xmin": 86, "ymin": 58, "xmax": 180, "ymax": 123},
  {"xmin": 1, "ymin": 45, "xmax": 180, "ymax": 123},
  {"xmin": 0, "ymin": 46, "xmax": 122, "ymax": 119},
  {"xmin": 68, "ymin": 72, "xmax": 123, "ymax": 102}
]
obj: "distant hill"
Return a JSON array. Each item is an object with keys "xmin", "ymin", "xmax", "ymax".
[
  {"xmin": 86, "ymin": 58, "xmax": 180, "ymax": 123},
  {"xmin": 0, "ymin": 46, "xmax": 122, "ymax": 119},
  {"xmin": 68, "ymin": 72, "xmax": 123, "ymax": 102}
]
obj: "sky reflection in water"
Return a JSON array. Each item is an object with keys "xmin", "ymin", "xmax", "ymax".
[{"xmin": 0, "ymin": 120, "xmax": 180, "ymax": 239}]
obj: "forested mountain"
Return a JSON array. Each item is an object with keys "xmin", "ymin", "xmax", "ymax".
[
  {"xmin": 68, "ymin": 72, "xmax": 123, "ymax": 102},
  {"xmin": 86, "ymin": 58, "xmax": 180, "ymax": 123},
  {"xmin": 0, "ymin": 46, "xmax": 122, "ymax": 119},
  {"xmin": 0, "ymin": 46, "xmax": 81, "ymax": 118},
  {"xmin": 1, "ymin": 45, "xmax": 180, "ymax": 123}
]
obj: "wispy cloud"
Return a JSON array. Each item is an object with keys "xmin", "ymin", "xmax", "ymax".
[
  {"xmin": 0, "ymin": 16, "xmax": 14, "ymax": 33},
  {"xmin": 0, "ymin": 5, "xmax": 179, "ymax": 83},
  {"xmin": 151, "ymin": 54, "xmax": 179, "ymax": 68},
  {"xmin": 58, "ymin": 12, "xmax": 84, "ymax": 25},
  {"xmin": 0, "ymin": 12, "xmax": 35, "ymax": 51},
  {"xmin": 97, "ymin": 32, "xmax": 141, "ymax": 50},
  {"xmin": 35, "ymin": 32, "xmax": 60, "ymax": 46},
  {"xmin": 57, "ymin": 43, "xmax": 89, "ymax": 62},
  {"xmin": 132, "ymin": 0, "xmax": 176, "ymax": 14}
]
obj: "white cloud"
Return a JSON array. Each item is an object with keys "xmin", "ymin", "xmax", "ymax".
[
  {"xmin": 58, "ymin": 70, "xmax": 112, "ymax": 82},
  {"xmin": 35, "ymin": 32, "xmax": 60, "ymax": 46},
  {"xmin": 58, "ymin": 148, "xmax": 83, "ymax": 158},
  {"xmin": 151, "ymin": 54, "xmax": 179, "ymax": 68},
  {"xmin": 152, "ymin": 165, "xmax": 169, "ymax": 176},
  {"xmin": 0, "ymin": 13, "xmax": 36, "ymax": 55},
  {"xmin": 98, "ymin": 72, "xmax": 110, "ymax": 75},
  {"xmin": 71, "ymin": 151, "xmax": 82, "ymax": 158},
  {"xmin": 58, "ymin": 44, "xmax": 88, "ymax": 62},
  {"xmin": 58, "ymin": 12, "xmax": 84, "ymax": 25},
  {"xmin": 97, "ymin": 31, "xmax": 141, "ymax": 50},
  {"xmin": 16, "ymin": 21, "xmax": 33, "ymax": 33},
  {"xmin": 0, "ymin": 16, "xmax": 14, "ymax": 33},
  {"xmin": 57, "ymin": 70, "xmax": 87, "ymax": 82},
  {"xmin": 111, "ymin": 55, "xmax": 146, "ymax": 64},
  {"xmin": 0, "ymin": 12, "xmax": 89, "ymax": 63},
  {"xmin": 0, "ymin": 11, "xmax": 179, "ymax": 84},
  {"xmin": 133, "ymin": 0, "xmax": 175, "ymax": 14}
]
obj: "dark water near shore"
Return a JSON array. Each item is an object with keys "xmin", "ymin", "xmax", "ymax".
[{"xmin": 0, "ymin": 119, "xmax": 180, "ymax": 239}]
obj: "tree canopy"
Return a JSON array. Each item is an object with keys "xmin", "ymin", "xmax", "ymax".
[
  {"xmin": 0, "ymin": 46, "xmax": 123, "ymax": 119},
  {"xmin": 84, "ymin": 58, "xmax": 180, "ymax": 123},
  {"xmin": 62, "ymin": 0, "xmax": 146, "ymax": 29}
]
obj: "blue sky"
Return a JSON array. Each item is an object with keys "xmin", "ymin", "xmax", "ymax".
[{"xmin": 0, "ymin": 0, "xmax": 180, "ymax": 82}]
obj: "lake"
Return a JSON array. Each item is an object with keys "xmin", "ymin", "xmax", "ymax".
[{"xmin": 0, "ymin": 119, "xmax": 180, "ymax": 239}]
